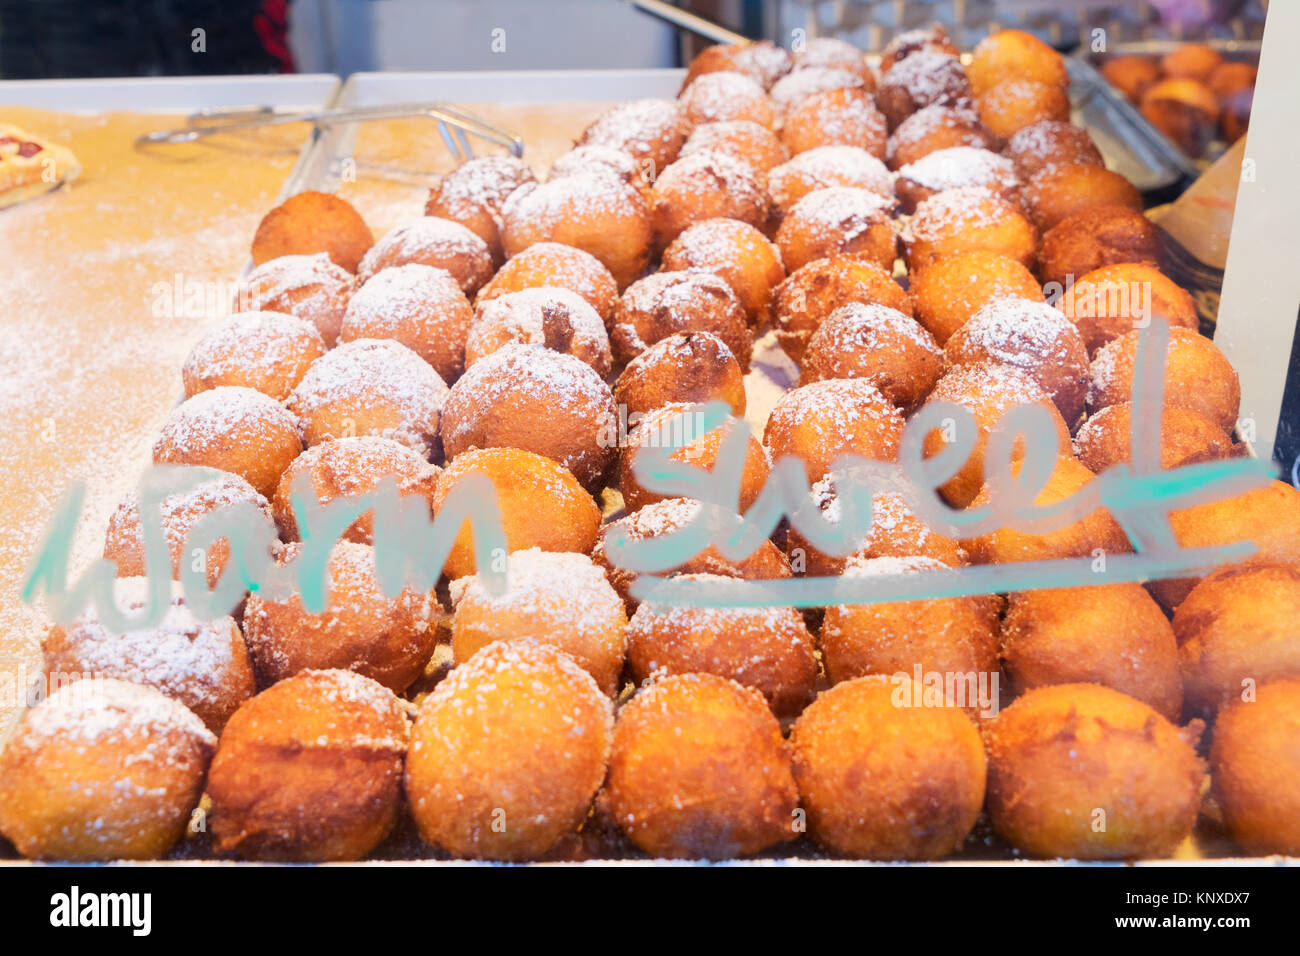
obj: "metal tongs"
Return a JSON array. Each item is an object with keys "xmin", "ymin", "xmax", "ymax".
[{"xmin": 136, "ymin": 102, "xmax": 524, "ymax": 161}]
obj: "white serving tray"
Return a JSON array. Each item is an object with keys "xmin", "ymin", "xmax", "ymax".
[{"xmin": 0, "ymin": 73, "xmax": 342, "ymax": 113}]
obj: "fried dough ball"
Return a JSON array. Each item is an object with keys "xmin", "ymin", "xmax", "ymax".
[
  {"xmin": 440, "ymin": 343, "xmax": 617, "ymax": 490},
  {"xmin": 432, "ymin": 446, "xmax": 600, "ymax": 579},
  {"xmin": 0, "ymin": 678, "xmax": 214, "ymax": 860},
  {"xmin": 619, "ymin": 402, "xmax": 769, "ymax": 514},
  {"xmin": 1161, "ymin": 43, "xmax": 1223, "ymax": 82},
  {"xmin": 244, "ymin": 541, "xmax": 438, "ymax": 692},
  {"xmin": 450, "ymin": 549, "xmax": 627, "ymax": 696},
  {"xmin": 764, "ymin": 378, "xmax": 905, "ymax": 483},
  {"xmin": 1150, "ymin": 480, "xmax": 1300, "ymax": 612},
  {"xmin": 1207, "ymin": 61, "xmax": 1257, "ymax": 99},
  {"xmin": 549, "ymin": 144, "xmax": 651, "ymax": 202},
  {"xmin": 767, "ymin": 145, "xmax": 894, "ymax": 219},
  {"xmin": 41, "ymin": 578, "xmax": 254, "ymax": 733},
  {"xmin": 1101, "ymin": 55, "xmax": 1161, "ymax": 103},
  {"xmin": 659, "ymin": 217, "xmax": 784, "ymax": 325},
  {"xmin": 895, "ymin": 146, "xmax": 1022, "ymax": 215},
  {"xmin": 607, "ymin": 673, "xmax": 798, "ymax": 858},
  {"xmin": 887, "ymin": 104, "xmax": 995, "ymax": 170},
  {"xmin": 154, "ymin": 386, "xmax": 301, "ymax": 499},
  {"xmin": 985, "ymin": 683, "xmax": 1204, "ymax": 859},
  {"xmin": 1037, "ymin": 207, "xmax": 1163, "ymax": 292},
  {"xmin": 466, "ymin": 286, "xmax": 612, "ymax": 378},
  {"xmin": 424, "ymin": 155, "xmax": 537, "ymax": 265},
  {"xmin": 780, "ymin": 87, "xmax": 888, "ymax": 159},
  {"xmin": 903, "ymin": 186, "xmax": 1038, "ymax": 270},
  {"xmin": 1003, "ymin": 119, "xmax": 1105, "ymax": 181},
  {"xmin": 1140, "ymin": 79, "xmax": 1220, "ymax": 158},
  {"xmin": 880, "ymin": 24, "xmax": 960, "ymax": 74},
  {"xmin": 968, "ymin": 29, "xmax": 1068, "ymax": 96},
  {"xmin": 678, "ymin": 70, "xmax": 774, "ymax": 128},
  {"xmin": 104, "ymin": 468, "xmax": 273, "ymax": 586},
  {"xmin": 578, "ymin": 98, "xmax": 691, "ymax": 177},
  {"xmin": 682, "ymin": 41, "xmax": 791, "ymax": 91},
  {"xmin": 207, "ymin": 669, "xmax": 408, "ymax": 861},
  {"xmin": 613, "ymin": 331, "xmax": 745, "ymax": 418},
  {"xmin": 340, "ymin": 263, "xmax": 475, "ymax": 382},
  {"xmin": 876, "ymin": 51, "xmax": 973, "ymax": 130},
  {"xmin": 678, "ymin": 120, "xmax": 788, "ymax": 183},
  {"xmin": 963, "ymin": 454, "xmax": 1130, "ymax": 565},
  {"xmin": 1001, "ymin": 584, "xmax": 1182, "ymax": 719},
  {"xmin": 791, "ymin": 674, "xmax": 986, "ymax": 860},
  {"xmin": 1073, "ymin": 402, "xmax": 1238, "ymax": 473},
  {"xmin": 182, "ymin": 310, "xmax": 325, "ymax": 402},
  {"xmin": 775, "ymin": 186, "xmax": 897, "ymax": 273},
  {"xmin": 772, "ymin": 255, "xmax": 912, "ymax": 363},
  {"xmin": 1209, "ymin": 63, "xmax": 1256, "ymax": 143},
  {"xmin": 1211, "ymin": 678, "xmax": 1300, "ymax": 855},
  {"xmin": 592, "ymin": 497, "xmax": 793, "ymax": 612},
  {"xmin": 251, "ymin": 190, "xmax": 373, "ymax": 273},
  {"xmin": 288, "ymin": 338, "xmax": 448, "ymax": 459},
  {"xmin": 611, "ymin": 269, "xmax": 752, "ymax": 369},
  {"xmin": 242, "ymin": 252, "xmax": 354, "ymax": 346},
  {"xmin": 1059, "ymin": 263, "xmax": 1197, "ymax": 355},
  {"xmin": 820, "ymin": 557, "xmax": 1000, "ymax": 704},
  {"xmin": 406, "ymin": 640, "xmax": 613, "ymax": 861},
  {"xmin": 920, "ymin": 363, "xmax": 1070, "ymax": 507},
  {"xmin": 798, "ymin": 301, "xmax": 942, "ymax": 408},
  {"xmin": 908, "ymin": 249, "xmax": 1045, "ymax": 346},
  {"xmin": 1023, "ymin": 163, "xmax": 1143, "ymax": 234},
  {"xmin": 649, "ymin": 150, "xmax": 770, "ymax": 252},
  {"xmin": 272, "ymin": 435, "xmax": 439, "ymax": 544},
  {"xmin": 946, "ymin": 297, "xmax": 1089, "ymax": 425},
  {"xmin": 785, "ymin": 484, "xmax": 965, "ymax": 577},
  {"xmin": 501, "ymin": 174, "xmax": 652, "ymax": 290},
  {"xmin": 1173, "ymin": 564, "xmax": 1300, "ymax": 716},
  {"xmin": 477, "ymin": 241, "xmax": 619, "ymax": 324},
  {"xmin": 356, "ymin": 217, "xmax": 493, "ymax": 296},
  {"xmin": 768, "ymin": 66, "xmax": 864, "ymax": 119},
  {"xmin": 1087, "ymin": 326, "xmax": 1239, "ymax": 430},
  {"xmin": 976, "ymin": 79, "xmax": 1071, "ymax": 145},
  {"xmin": 626, "ymin": 577, "xmax": 816, "ymax": 715},
  {"xmin": 793, "ymin": 36, "xmax": 873, "ymax": 85},
  {"xmin": 1219, "ymin": 85, "xmax": 1252, "ymax": 144}
]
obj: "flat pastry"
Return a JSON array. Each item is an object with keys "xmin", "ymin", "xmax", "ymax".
[{"xmin": 0, "ymin": 123, "xmax": 81, "ymax": 209}]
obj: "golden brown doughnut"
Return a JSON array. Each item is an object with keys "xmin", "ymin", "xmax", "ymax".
[
  {"xmin": 678, "ymin": 70, "xmax": 774, "ymax": 128},
  {"xmin": 626, "ymin": 576, "xmax": 817, "ymax": 715},
  {"xmin": 659, "ymin": 217, "xmax": 785, "ymax": 325},
  {"xmin": 682, "ymin": 41, "xmax": 791, "ymax": 91},
  {"xmin": 549, "ymin": 144, "xmax": 651, "ymax": 202},
  {"xmin": 406, "ymin": 640, "xmax": 613, "ymax": 861},
  {"xmin": 764, "ymin": 378, "xmax": 905, "ymax": 483},
  {"xmin": 1100, "ymin": 54, "xmax": 1161, "ymax": 103},
  {"xmin": 1001, "ymin": 584, "xmax": 1182, "ymax": 719},
  {"xmin": 578, "ymin": 98, "xmax": 691, "ymax": 177},
  {"xmin": 476, "ymin": 240, "xmax": 619, "ymax": 324},
  {"xmin": 207, "ymin": 669, "xmax": 408, "ymax": 861},
  {"xmin": 908, "ymin": 248, "xmax": 1046, "ymax": 346},
  {"xmin": 0, "ymin": 678, "xmax": 214, "ymax": 860},
  {"xmin": 466, "ymin": 286, "xmax": 612, "ymax": 377},
  {"xmin": 611, "ymin": 269, "xmax": 752, "ymax": 368},
  {"xmin": 775, "ymin": 186, "xmax": 897, "ymax": 273},
  {"xmin": 887, "ymin": 104, "xmax": 995, "ymax": 170},
  {"xmin": 1023, "ymin": 162, "xmax": 1143, "ymax": 233},
  {"xmin": 251, "ymin": 190, "xmax": 373, "ymax": 273},
  {"xmin": 1037, "ymin": 206, "xmax": 1163, "ymax": 293},
  {"xmin": 768, "ymin": 145, "xmax": 895, "ymax": 225},
  {"xmin": 772, "ymin": 255, "xmax": 912, "ymax": 363},
  {"xmin": 340, "ymin": 263, "xmax": 475, "ymax": 383},
  {"xmin": 272, "ymin": 434, "xmax": 440, "ymax": 545},
  {"xmin": 356, "ymin": 217, "xmax": 494, "ymax": 295},
  {"xmin": 903, "ymin": 186, "xmax": 1038, "ymax": 269},
  {"xmin": 678, "ymin": 120, "xmax": 789, "ymax": 182},
  {"xmin": 976, "ymin": 79, "xmax": 1071, "ymax": 145},
  {"xmin": 875, "ymin": 51, "xmax": 973, "ymax": 131},
  {"xmin": 154, "ymin": 385, "xmax": 302, "ymax": 499},
  {"xmin": 424, "ymin": 155, "xmax": 537, "ymax": 265},
  {"xmin": 1002, "ymin": 119, "xmax": 1105, "ymax": 181},
  {"xmin": 649, "ymin": 150, "xmax": 770, "ymax": 252},
  {"xmin": 501, "ymin": 174, "xmax": 652, "ymax": 290},
  {"xmin": 605, "ymin": 673, "xmax": 798, "ymax": 859},
  {"xmin": 182, "ymin": 311, "xmax": 325, "ymax": 402},
  {"xmin": 1087, "ymin": 326, "xmax": 1239, "ymax": 430},
  {"xmin": 880, "ymin": 24, "xmax": 960, "ymax": 75},
  {"xmin": 895, "ymin": 145, "xmax": 1022, "ymax": 214},
  {"xmin": 985, "ymin": 683, "xmax": 1204, "ymax": 859},
  {"xmin": 968, "ymin": 29, "xmax": 1068, "ymax": 96},
  {"xmin": 432, "ymin": 446, "xmax": 601, "ymax": 579},
  {"xmin": 613, "ymin": 330, "xmax": 746, "ymax": 418},
  {"xmin": 1140, "ymin": 78, "xmax": 1220, "ymax": 158},
  {"xmin": 1073, "ymin": 401, "xmax": 1238, "ymax": 473},
  {"xmin": 791, "ymin": 674, "xmax": 986, "ymax": 860},
  {"xmin": 793, "ymin": 36, "xmax": 874, "ymax": 86},
  {"xmin": 288, "ymin": 338, "xmax": 448, "ymax": 459},
  {"xmin": 768, "ymin": 66, "xmax": 864, "ymax": 119},
  {"xmin": 450, "ymin": 548, "xmax": 627, "ymax": 696},
  {"xmin": 780, "ymin": 87, "xmax": 888, "ymax": 159},
  {"xmin": 797, "ymin": 301, "xmax": 943, "ymax": 409},
  {"xmin": 1161, "ymin": 43, "xmax": 1223, "ymax": 82},
  {"xmin": 1207, "ymin": 60, "xmax": 1257, "ymax": 99},
  {"xmin": 242, "ymin": 252, "xmax": 354, "ymax": 346}
]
